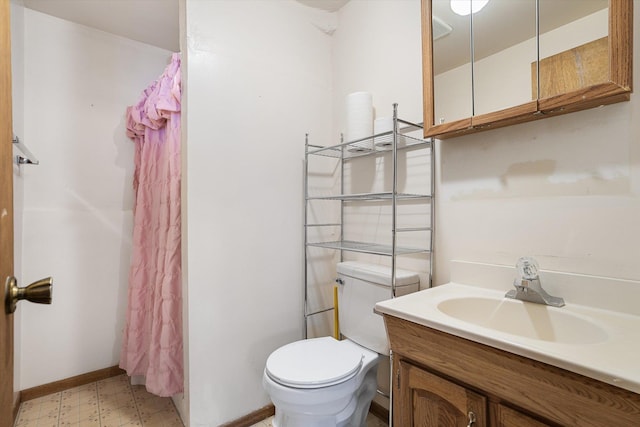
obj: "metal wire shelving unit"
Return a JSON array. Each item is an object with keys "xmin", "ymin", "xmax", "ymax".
[{"xmin": 303, "ymin": 103, "xmax": 435, "ymax": 329}]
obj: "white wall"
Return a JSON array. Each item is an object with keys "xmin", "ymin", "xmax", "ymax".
[
  {"xmin": 183, "ymin": 0, "xmax": 333, "ymax": 424},
  {"xmin": 18, "ymin": 8, "xmax": 172, "ymax": 389},
  {"xmin": 332, "ymin": 0, "xmax": 423, "ymax": 135}
]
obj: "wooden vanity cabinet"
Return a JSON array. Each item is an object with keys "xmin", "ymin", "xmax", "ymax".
[
  {"xmin": 384, "ymin": 315, "xmax": 640, "ymax": 427},
  {"xmin": 493, "ymin": 404, "xmax": 551, "ymax": 427},
  {"xmin": 397, "ymin": 360, "xmax": 488, "ymax": 427}
]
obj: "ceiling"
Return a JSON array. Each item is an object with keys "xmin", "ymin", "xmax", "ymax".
[
  {"xmin": 22, "ymin": 0, "xmax": 180, "ymax": 52},
  {"xmin": 19, "ymin": 0, "xmax": 607, "ymax": 71},
  {"xmin": 19, "ymin": 0, "xmax": 351, "ymax": 52}
]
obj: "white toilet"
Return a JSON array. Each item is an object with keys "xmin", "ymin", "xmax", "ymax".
[{"xmin": 263, "ymin": 261, "xmax": 420, "ymax": 427}]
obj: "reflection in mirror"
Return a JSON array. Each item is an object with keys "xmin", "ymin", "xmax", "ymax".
[
  {"xmin": 537, "ymin": 0, "xmax": 609, "ymax": 99},
  {"xmin": 473, "ymin": 0, "xmax": 537, "ymax": 116},
  {"xmin": 424, "ymin": 0, "xmax": 630, "ymax": 139},
  {"xmin": 432, "ymin": 0, "xmax": 472, "ymax": 125}
]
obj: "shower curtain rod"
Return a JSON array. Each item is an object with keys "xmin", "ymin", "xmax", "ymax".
[{"xmin": 12, "ymin": 135, "xmax": 39, "ymax": 165}]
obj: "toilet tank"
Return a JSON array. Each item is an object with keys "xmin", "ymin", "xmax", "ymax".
[{"xmin": 336, "ymin": 261, "xmax": 420, "ymax": 355}]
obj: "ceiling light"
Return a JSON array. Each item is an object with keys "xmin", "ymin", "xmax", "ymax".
[{"xmin": 450, "ymin": 0, "xmax": 489, "ymax": 16}]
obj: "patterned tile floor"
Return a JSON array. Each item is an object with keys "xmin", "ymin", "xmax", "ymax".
[
  {"xmin": 14, "ymin": 374, "xmax": 183, "ymax": 427},
  {"xmin": 14, "ymin": 373, "xmax": 388, "ymax": 427}
]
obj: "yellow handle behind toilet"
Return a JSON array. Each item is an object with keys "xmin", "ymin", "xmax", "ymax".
[{"xmin": 333, "ymin": 285, "xmax": 339, "ymax": 340}]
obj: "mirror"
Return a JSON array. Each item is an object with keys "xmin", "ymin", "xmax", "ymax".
[
  {"xmin": 472, "ymin": 0, "xmax": 537, "ymax": 116},
  {"xmin": 422, "ymin": 0, "xmax": 633, "ymax": 139},
  {"xmin": 538, "ymin": 0, "xmax": 609, "ymax": 99},
  {"xmin": 432, "ymin": 0, "xmax": 472, "ymax": 126}
]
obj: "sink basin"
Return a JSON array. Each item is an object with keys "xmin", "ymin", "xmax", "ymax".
[
  {"xmin": 375, "ymin": 266, "xmax": 640, "ymax": 394},
  {"xmin": 437, "ymin": 297, "xmax": 609, "ymax": 344}
]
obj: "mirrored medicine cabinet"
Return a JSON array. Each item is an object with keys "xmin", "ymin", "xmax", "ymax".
[{"xmin": 422, "ymin": 0, "xmax": 633, "ymax": 139}]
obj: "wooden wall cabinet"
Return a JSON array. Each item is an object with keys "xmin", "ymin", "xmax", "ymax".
[
  {"xmin": 384, "ymin": 315, "xmax": 640, "ymax": 426},
  {"xmin": 422, "ymin": 0, "xmax": 633, "ymax": 139}
]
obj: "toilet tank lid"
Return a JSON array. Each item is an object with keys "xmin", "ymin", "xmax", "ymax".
[{"xmin": 337, "ymin": 261, "xmax": 420, "ymax": 287}]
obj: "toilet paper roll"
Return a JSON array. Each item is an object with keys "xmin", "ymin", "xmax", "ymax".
[
  {"xmin": 345, "ymin": 92, "xmax": 373, "ymax": 152},
  {"xmin": 374, "ymin": 117, "xmax": 393, "ymax": 148}
]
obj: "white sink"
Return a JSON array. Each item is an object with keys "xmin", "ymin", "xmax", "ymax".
[
  {"xmin": 374, "ymin": 266, "xmax": 640, "ymax": 395},
  {"xmin": 437, "ymin": 296, "xmax": 608, "ymax": 344}
]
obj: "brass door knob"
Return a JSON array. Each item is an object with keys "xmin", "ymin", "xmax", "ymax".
[{"xmin": 5, "ymin": 276, "xmax": 53, "ymax": 314}]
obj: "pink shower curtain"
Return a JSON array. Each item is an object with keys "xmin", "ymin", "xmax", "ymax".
[{"xmin": 120, "ymin": 53, "xmax": 183, "ymax": 397}]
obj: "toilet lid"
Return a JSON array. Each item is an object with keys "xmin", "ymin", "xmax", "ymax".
[{"xmin": 265, "ymin": 337, "xmax": 363, "ymax": 388}]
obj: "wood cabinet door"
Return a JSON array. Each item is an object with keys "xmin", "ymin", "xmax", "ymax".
[
  {"xmin": 396, "ymin": 360, "xmax": 487, "ymax": 427},
  {"xmin": 493, "ymin": 403, "xmax": 553, "ymax": 427}
]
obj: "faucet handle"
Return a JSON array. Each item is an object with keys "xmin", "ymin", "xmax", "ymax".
[{"xmin": 516, "ymin": 257, "xmax": 539, "ymax": 281}]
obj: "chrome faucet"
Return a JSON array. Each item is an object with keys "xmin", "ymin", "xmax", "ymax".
[{"xmin": 505, "ymin": 257, "xmax": 565, "ymax": 307}]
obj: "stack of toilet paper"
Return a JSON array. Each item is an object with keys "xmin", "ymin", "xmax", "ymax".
[
  {"xmin": 345, "ymin": 92, "xmax": 402, "ymax": 152},
  {"xmin": 373, "ymin": 117, "xmax": 393, "ymax": 148},
  {"xmin": 345, "ymin": 92, "xmax": 373, "ymax": 152}
]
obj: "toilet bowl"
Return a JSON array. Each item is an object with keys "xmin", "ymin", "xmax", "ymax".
[
  {"xmin": 263, "ymin": 262, "xmax": 420, "ymax": 427},
  {"xmin": 263, "ymin": 337, "xmax": 378, "ymax": 427}
]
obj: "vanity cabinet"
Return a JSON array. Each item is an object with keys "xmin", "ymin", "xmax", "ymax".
[
  {"xmin": 423, "ymin": 0, "xmax": 633, "ymax": 139},
  {"xmin": 384, "ymin": 315, "xmax": 640, "ymax": 426},
  {"xmin": 397, "ymin": 360, "xmax": 488, "ymax": 427},
  {"xmin": 398, "ymin": 360, "xmax": 549, "ymax": 427},
  {"xmin": 493, "ymin": 404, "xmax": 550, "ymax": 427}
]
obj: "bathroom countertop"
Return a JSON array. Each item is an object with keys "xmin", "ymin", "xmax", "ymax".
[{"xmin": 375, "ymin": 278, "xmax": 640, "ymax": 395}]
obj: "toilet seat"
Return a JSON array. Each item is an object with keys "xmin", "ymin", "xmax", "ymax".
[{"xmin": 265, "ymin": 337, "xmax": 364, "ymax": 389}]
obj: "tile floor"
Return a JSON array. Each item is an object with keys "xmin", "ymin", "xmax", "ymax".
[
  {"xmin": 14, "ymin": 374, "xmax": 183, "ymax": 427},
  {"xmin": 14, "ymin": 374, "xmax": 388, "ymax": 427}
]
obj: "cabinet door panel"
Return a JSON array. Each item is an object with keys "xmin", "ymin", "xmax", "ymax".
[
  {"xmin": 398, "ymin": 360, "xmax": 487, "ymax": 427},
  {"xmin": 494, "ymin": 403, "xmax": 553, "ymax": 427}
]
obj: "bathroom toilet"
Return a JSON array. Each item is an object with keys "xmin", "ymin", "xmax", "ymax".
[{"xmin": 263, "ymin": 261, "xmax": 420, "ymax": 427}]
